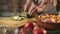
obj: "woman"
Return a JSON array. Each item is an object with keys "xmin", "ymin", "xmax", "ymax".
[{"xmin": 24, "ymin": 0, "xmax": 57, "ymax": 16}]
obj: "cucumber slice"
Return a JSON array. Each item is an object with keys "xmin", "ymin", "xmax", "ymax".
[
  {"xmin": 16, "ymin": 17, "xmax": 22, "ymax": 21},
  {"xmin": 13, "ymin": 16, "xmax": 19, "ymax": 20}
]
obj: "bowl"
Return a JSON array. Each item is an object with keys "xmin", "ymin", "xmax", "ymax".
[{"xmin": 33, "ymin": 16, "xmax": 60, "ymax": 30}]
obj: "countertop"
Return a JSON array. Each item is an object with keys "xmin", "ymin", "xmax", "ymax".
[{"xmin": 0, "ymin": 17, "xmax": 27, "ymax": 28}]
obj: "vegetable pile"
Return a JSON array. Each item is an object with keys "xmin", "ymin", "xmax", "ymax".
[
  {"xmin": 19, "ymin": 21, "xmax": 47, "ymax": 34},
  {"xmin": 38, "ymin": 14, "xmax": 60, "ymax": 23}
]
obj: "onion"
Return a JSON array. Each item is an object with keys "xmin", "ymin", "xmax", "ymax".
[
  {"xmin": 33, "ymin": 28, "xmax": 47, "ymax": 34},
  {"xmin": 39, "ymin": 28, "xmax": 47, "ymax": 34},
  {"xmin": 51, "ymin": 19, "xmax": 56, "ymax": 23},
  {"xmin": 33, "ymin": 29, "xmax": 40, "ymax": 34},
  {"xmin": 24, "ymin": 21, "xmax": 34, "ymax": 30},
  {"xmin": 57, "ymin": 19, "xmax": 60, "ymax": 23},
  {"xmin": 20, "ymin": 28, "xmax": 28, "ymax": 34}
]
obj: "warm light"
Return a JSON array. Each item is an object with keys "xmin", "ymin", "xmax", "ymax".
[{"xmin": 43, "ymin": 30, "xmax": 47, "ymax": 34}]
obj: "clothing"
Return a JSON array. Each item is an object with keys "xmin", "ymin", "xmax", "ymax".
[
  {"xmin": 26, "ymin": 0, "xmax": 57, "ymax": 15},
  {"xmin": 37, "ymin": 7, "xmax": 57, "ymax": 14}
]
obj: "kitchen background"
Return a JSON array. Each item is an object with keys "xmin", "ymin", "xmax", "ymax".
[{"xmin": 0, "ymin": 0, "xmax": 60, "ymax": 17}]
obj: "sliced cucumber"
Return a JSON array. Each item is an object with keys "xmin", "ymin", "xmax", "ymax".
[
  {"xmin": 13, "ymin": 16, "xmax": 20, "ymax": 20},
  {"xmin": 16, "ymin": 17, "xmax": 22, "ymax": 21}
]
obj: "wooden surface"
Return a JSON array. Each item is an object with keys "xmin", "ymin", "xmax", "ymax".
[
  {"xmin": 0, "ymin": 16, "xmax": 60, "ymax": 30},
  {"xmin": 0, "ymin": 17, "xmax": 27, "ymax": 28}
]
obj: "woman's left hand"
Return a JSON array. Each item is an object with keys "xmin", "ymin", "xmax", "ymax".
[{"xmin": 35, "ymin": 4, "xmax": 46, "ymax": 12}]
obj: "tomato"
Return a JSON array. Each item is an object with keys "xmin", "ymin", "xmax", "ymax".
[{"xmin": 24, "ymin": 21, "xmax": 34, "ymax": 30}]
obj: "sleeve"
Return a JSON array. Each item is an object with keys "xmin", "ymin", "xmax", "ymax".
[
  {"xmin": 24, "ymin": 0, "xmax": 32, "ymax": 11},
  {"xmin": 24, "ymin": 0, "xmax": 31, "ymax": 5},
  {"xmin": 28, "ymin": 3, "xmax": 36, "ymax": 16}
]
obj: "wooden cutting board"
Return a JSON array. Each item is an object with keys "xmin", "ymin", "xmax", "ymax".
[{"xmin": 0, "ymin": 17, "xmax": 27, "ymax": 28}]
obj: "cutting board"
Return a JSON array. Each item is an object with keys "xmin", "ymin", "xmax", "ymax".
[{"xmin": 0, "ymin": 17, "xmax": 27, "ymax": 28}]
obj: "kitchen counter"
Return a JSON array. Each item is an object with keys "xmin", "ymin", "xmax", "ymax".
[
  {"xmin": 0, "ymin": 17, "xmax": 60, "ymax": 34},
  {"xmin": 0, "ymin": 17, "xmax": 27, "ymax": 28}
]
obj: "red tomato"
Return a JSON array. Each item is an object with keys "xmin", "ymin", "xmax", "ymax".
[
  {"xmin": 20, "ymin": 28, "xmax": 28, "ymax": 34},
  {"xmin": 24, "ymin": 21, "xmax": 34, "ymax": 30}
]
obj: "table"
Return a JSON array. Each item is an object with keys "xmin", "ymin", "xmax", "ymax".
[{"xmin": 0, "ymin": 17, "xmax": 27, "ymax": 28}]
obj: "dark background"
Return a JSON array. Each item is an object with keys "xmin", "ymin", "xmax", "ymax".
[{"xmin": 0, "ymin": 0, "xmax": 26, "ymax": 12}]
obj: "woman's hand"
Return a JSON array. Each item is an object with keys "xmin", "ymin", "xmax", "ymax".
[
  {"xmin": 35, "ymin": 4, "xmax": 46, "ymax": 12},
  {"xmin": 36, "ymin": 6, "xmax": 43, "ymax": 11}
]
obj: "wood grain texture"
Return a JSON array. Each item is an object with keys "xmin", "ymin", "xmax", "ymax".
[{"xmin": 0, "ymin": 17, "xmax": 27, "ymax": 28}]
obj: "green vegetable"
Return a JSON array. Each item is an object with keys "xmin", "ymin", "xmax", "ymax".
[
  {"xmin": 16, "ymin": 17, "xmax": 22, "ymax": 21},
  {"xmin": 13, "ymin": 15, "xmax": 26, "ymax": 21},
  {"xmin": 13, "ymin": 16, "xmax": 20, "ymax": 20}
]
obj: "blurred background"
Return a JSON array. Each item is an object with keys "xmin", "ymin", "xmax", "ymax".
[
  {"xmin": 0, "ymin": 0, "xmax": 59, "ymax": 16},
  {"xmin": 0, "ymin": 0, "xmax": 26, "ymax": 16}
]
